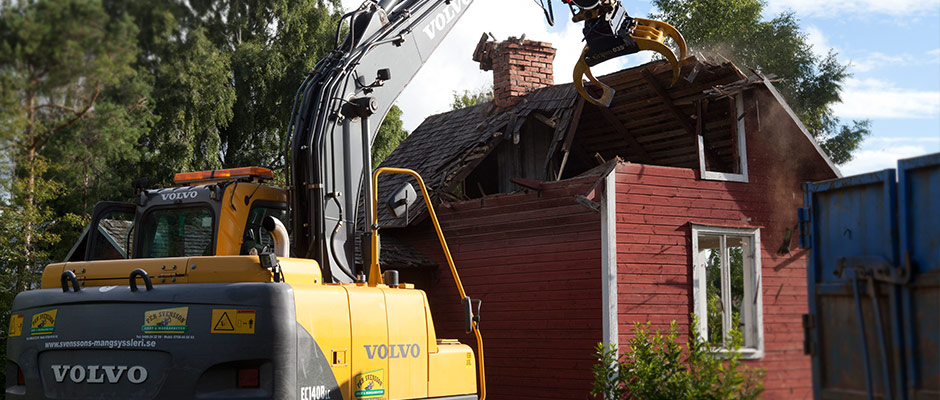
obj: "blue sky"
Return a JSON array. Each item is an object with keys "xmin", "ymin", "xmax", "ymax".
[{"xmin": 341, "ymin": 0, "xmax": 940, "ymax": 176}]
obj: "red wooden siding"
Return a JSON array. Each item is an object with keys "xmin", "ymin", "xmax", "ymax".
[
  {"xmin": 614, "ymin": 89, "xmax": 837, "ymax": 399},
  {"xmin": 398, "ymin": 176, "xmax": 604, "ymax": 400},
  {"xmin": 392, "ymin": 86, "xmax": 837, "ymax": 399}
]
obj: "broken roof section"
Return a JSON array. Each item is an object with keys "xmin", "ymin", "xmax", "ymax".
[
  {"xmin": 375, "ymin": 55, "xmax": 837, "ymax": 227},
  {"xmin": 376, "ymin": 80, "xmax": 578, "ymax": 225}
]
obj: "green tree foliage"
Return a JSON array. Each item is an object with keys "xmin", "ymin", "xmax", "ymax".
[
  {"xmin": 591, "ymin": 319, "xmax": 764, "ymax": 399},
  {"xmin": 0, "ymin": 0, "xmax": 153, "ymax": 385},
  {"xmin": 650, "ymin": 0, "xmax": 870, "ymax": 164},
  {"xmin": 450, "ymin": 86, "xmax": 493, "ymax": 110},
  {"xmin": 101, "ymin": 0, "xmax": 342, "ymax": 185},
  {"xmin": 372, "ymin": 105, "xmax": 409, "ymax": 167}
]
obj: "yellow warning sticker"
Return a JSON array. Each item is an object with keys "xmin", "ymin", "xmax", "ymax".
[
  {"xmin": 466, "ymin": 353, "xmax": 472, "ymax": 368},
  {"xmin": 30, "ymin": 309, "xmax": 57, "ymax": 335},
  {"xmin": 210, "ymin": 309, "xmax": 256, "ymax": 334},
  {"xmin": 8, "ymin": 314, "xmax": 24, "ymax": 337}
]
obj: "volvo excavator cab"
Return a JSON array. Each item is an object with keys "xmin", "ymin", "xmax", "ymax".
[{"xmin": 64, "ymin": 167, "xmax": 288, "ymax": 263}]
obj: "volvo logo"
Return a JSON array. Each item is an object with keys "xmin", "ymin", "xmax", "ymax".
[
  {"xmin": 421, "ymin": 0, "xmax": 472, "ymax": 40},
  {"xmin": 51, "ymin": 365, "xmax": 148, "ymax": 384},
  {"xmin": 363, "ymin": 343, "xmax": 421, "ymax": 359},
  {"xmin": 160, "ymin": 191, "xmax": 198, "ymax": 201}
]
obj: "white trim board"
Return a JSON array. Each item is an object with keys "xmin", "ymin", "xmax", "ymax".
[{"xmin": 601, "ymin": 170, "xmax": 618, "ymax": 347}]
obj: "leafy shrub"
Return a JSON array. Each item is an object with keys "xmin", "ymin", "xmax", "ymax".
[{"xmin": 590, "ymin": 318, "xmax": 764, "ymax": 399}]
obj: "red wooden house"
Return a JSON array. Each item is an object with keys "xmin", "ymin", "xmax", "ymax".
[{"xmin": 371, "ymin": 36, "xmax": 839, "ymax": 399}]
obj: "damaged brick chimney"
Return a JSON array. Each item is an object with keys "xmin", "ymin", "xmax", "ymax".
[{"xmin": 472, "ymin": 34, "xmax": 555, "ymax": 109}]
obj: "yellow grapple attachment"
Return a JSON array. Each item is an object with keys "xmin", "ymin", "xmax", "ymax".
[{"xmin": 573, "ymin": 18, "xmax": 687, "ymax": 107}]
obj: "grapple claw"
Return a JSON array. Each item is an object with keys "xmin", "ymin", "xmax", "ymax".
[
  {"xmin": 633, "ymin": 18, "xmax": 687, "ymax": 60},
  {"xmin": 570, "ymin": 12, "xmax": 688, "ymax": 107},
  {"xmin": 631, "ymin": 18, "xmax": 687, "ymax": 84},
  {"xmin": 573, "ymin": 47, "xmax": 615, "ymax": 107}
]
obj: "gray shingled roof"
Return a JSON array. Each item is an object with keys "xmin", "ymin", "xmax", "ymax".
[{"xmin": 375, "ymin": 83, "xmax": 580, "ymax": 226}]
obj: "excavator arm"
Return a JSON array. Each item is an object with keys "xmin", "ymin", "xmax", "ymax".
[
  {"xmin": 289, "ymin": 0, "xmax": 478, "ymax": 283},
  {"xmin": 288, "ymin": 0, "xmax": 686, "ymax": 283}
]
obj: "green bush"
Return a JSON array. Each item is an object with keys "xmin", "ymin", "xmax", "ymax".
[{"xmin": 590, "ymin": 318, "xmax": 764, "ymax": 399}]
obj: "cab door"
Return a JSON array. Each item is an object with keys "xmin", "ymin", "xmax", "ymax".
[{"xmin": 65, "ymin": 202, "xmax": 136, "ymax": 261}]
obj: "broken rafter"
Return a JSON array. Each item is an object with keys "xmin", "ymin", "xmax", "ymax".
[
  {"xmin": 594, "ymin": 104, "xmax": 653, "ymax": 164},
  {"xmin": 643, "ymin": 68, "xmax": 730, "ymax": 172},
  {"xmin": 532, "ymin": 112, "xmax": 558, "ymax": 128},
  {"xmin": 705, "ymin": 74, "xmax": 769, "ymax": 99},
  {"xmin": 561, "ymin": 97, "xmax": 585, "ymax": 153},
  {"xmin": 550, "ymin": 96, "xmax": 585, "ymax": 180}
]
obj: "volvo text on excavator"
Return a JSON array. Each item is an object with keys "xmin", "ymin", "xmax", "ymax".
[{"xmin": 5, "ymin": 1, "xmax": 686, "ymax": 399}]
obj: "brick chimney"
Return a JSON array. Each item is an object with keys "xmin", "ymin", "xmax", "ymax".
[{"xmin": 473, "ymin": 34, "xmax": 555, "ymax": 109}]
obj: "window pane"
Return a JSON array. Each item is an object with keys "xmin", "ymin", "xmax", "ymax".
[
  {"xmin": 727, "ymin": 236, "xmax": 746, "ymax": 336},
  {"xmin": 241, "ymin": 206, "xmax": 288, "ymax": 255},
  {"xmin": 693, "ymin": 226, "xmax": 762, "ymax": 354},
  {"xmin": 140, "ymin": 207, "xmax": 214, "ymax": 258},
  {"xmin": 92, "ymin": 210, "xmax": 134, "ymax": 260},
  {"xmin": 701, "ymin": 235, "xmax": 724, "ymax": 347}
]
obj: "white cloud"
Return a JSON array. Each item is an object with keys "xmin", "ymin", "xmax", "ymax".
[
  {"xmin": 929, "ymin": 48, "xmax": 940, "ymax": 63},
  {"xmin": 339, "ymin": 0, "xmax": 640, "ymax": 130},
  {"xmin": 766, "ymin": 0, "xmax": 940, "ymax": 17},
  {"xmin": 848, "ymin": 49, "xmax": 940, "ymax": 73},
  {"xmin": 849, "ymin": 52, "xmax": 909, "ymax": 72},
  {"xmin": 839, "ymin": 142, "xmax": 938, "ymax": 176},
  {"xmin": 832, "ymin": 78, "xmax": 940, "ymax": 119},
  {"xmin": 804, "ymin": 26, "xmax": 835, "ymax": 59}
]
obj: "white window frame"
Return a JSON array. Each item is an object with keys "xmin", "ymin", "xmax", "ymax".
[
  {"xmin": 691, "ymin": 224, "xmax": 764, "ymax": 359},
  {"xmin": 698, "ymin": 94, "xmax": 748, "ymax": 183}
]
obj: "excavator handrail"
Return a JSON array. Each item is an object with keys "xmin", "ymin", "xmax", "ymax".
[{"xmin": 369, "ymin": 167, "xmax": 486, "ymax": 400}]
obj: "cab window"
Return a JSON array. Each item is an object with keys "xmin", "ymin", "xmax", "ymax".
[
  {"xmin": 241, "ymin": 205, "xmax": 288, "ymax": 255},
  {"xmin": 91, "ymin": 210, "xmax": 135, "ymax": 260},
  {"xmin": 139, "ymin": 207, "xmax": 215, "ymax": 258}
]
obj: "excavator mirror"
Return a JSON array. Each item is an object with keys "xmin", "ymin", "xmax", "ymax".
[
  {"xmin": 376, "ymin": 68, "xmax": 391, "ymax": 82},
  {"xmin": 385, "ymin": 182, "xmax": 417, "ymax": 219},
  {"xmin": 462, "ymin": 297, "xmax": 474, "ymax": 333},
  {"xmin": 462, "ymin": 296, "xmax": 482, "ymax": 334}
]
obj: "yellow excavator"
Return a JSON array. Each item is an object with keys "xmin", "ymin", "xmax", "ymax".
[{"xmin": 5, "ymin": 1, "xmax": 685, "ymax": 399}]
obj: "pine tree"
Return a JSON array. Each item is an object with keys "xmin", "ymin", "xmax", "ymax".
[{"xmin": 0, "ymin": 0, "xmax": 152, "ymax": 384}]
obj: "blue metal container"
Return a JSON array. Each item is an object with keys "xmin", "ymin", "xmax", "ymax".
[{"xmin": 800, "ymin": 152, "xmax": 938, "ymax": 400}]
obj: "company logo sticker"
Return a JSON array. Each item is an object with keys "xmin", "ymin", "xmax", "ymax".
[
  {"xmin": 354, "ymin": 369, "xmax": 385, "ymax": 398},
  {"xmin": 142, "ymin": 307, "xmax": 188, "ymax": 334},
  {"xmin": 9, "ymin": 313, "xmax": 24, "ymax": 337},
  {"xmin": 30, "ymin": 309, "xmax": 57, "ymax": 335},
  {"xmin": 210, "ymin": 309, "xmax": 256, "ymax": 334}
]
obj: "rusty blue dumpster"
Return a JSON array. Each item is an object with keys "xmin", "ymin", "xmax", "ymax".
[{"xmin": 799, "ymin": 152, "xmax": 938, "ymax": 400}]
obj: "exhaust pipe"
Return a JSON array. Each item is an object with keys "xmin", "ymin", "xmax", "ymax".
[{"xmin": 262, "ymin": 216, "xmax": 290, "ymax": 257}]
